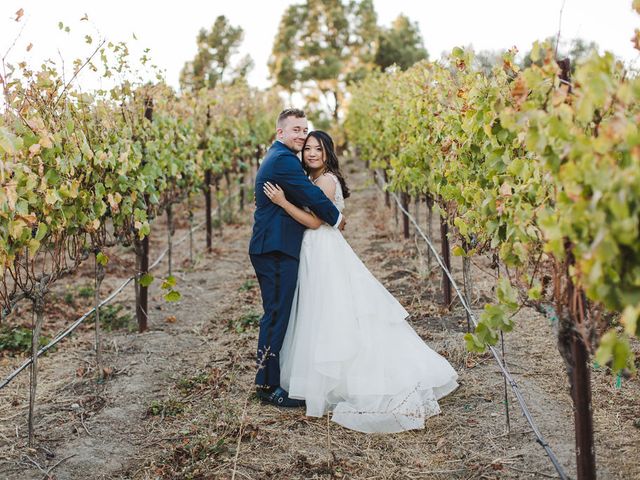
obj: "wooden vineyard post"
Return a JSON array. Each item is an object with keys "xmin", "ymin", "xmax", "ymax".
[
  {"xmin": 383, "ymin": 170, "xmax": 390, "ymax": 208},
  {"xmin": 224, "ymin": 170, "xmax": 232, "ymax": 222},
  {"xmin": 252, "ymin": 146, "xmax": 261, "ymax": 185},
  {"xmin": 440, "ymin": 213, "xmax": 452, "ymax": 309},
  {"xmin": 500, "ymin": 331, "xmax": 511, "ymax": 433},
  {"xmin": 462, "ymin": 240, "xmax": 473, "ymax": 333},
  {"xmin": 135, "ymin": 231, "xmax": 150, "ymax": 333},
  {"xmin": 239, "ymin": 169, "xmax": 246, "ymax": 212},
  {"xmin": 135, "ymin": 98, "xmax": 153, "ymax": 333},
  {"xmin": 204, "ymin": 169, "xmax": 213, "ymax": 251},
  {"xmin": 28, "ymin": 293, "xmax": 45, "ymax": 447},
  {"xmin": 166, "ymin": 203, "xmax": 174, "ymax": 277},
  {"xmin": 557, "ymin": 57, "xmax": 596, "ymax": 480},
  {"xmin": 414, "ymin": 196, "xmax": 420, "ymax": 239},
  {"xmin": 188, "ymin": 200, "xmax": 195, "ymax": 265},
  {"xmin": 401, "ymin": 192, "xmax": 410, "ymax": 239},
  {"xmin": 94, "ymin": 251, "xmax": 106, "ymax": 382},
  {"xmin": 394, "ymin": 197, "xmax": 399, "ymax": 230},
  {"xmin": 563, "ymin": 245, "xmax": 596, "ymax": 480},
  {"xmin": 426, "ymin": 194, "xmax": 434, "ymax": 270},
  {"xmin": 216, "ymin": 176, "xmax": 223, "ymax": 236},
  {"xmin": 203, "ymin": 106, "xmax": 213, "ymax": 252}
]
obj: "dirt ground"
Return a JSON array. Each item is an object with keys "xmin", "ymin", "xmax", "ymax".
[{"xmin": 0, "ymin": 160, "xmax": 638, "ymax": 480}]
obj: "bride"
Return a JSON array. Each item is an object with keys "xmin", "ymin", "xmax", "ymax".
[{"xmin": 262, "ymin": 130, "xmax": 458, "ymax": 433}]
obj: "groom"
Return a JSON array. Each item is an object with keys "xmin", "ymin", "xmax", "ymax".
[{"xmin": 249, "ymin": 108, "xmax": 344, "ymax": 407}]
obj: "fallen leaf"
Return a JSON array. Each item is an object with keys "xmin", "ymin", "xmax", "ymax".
[
  {"xmin": 15, "ymin": 8, "xmax": 24, "ymax": 22},
  {"xmin": 165, "ymin": 315, "xmax": 177, "ymax": 323}
]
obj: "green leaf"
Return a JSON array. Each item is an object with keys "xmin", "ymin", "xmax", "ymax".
[
  {"xmin": 34, "ymin": 222, "xmax": 48, "ymax": 241},
  {"xmin": 464, "ymin": 332, "xmax": 486, "ymax": 353},
  {"xmin": 96, "ymin": 252, "xmax": 109, "ymax": 266},
  {"xmin": 161, "ymin": 275, "xmax": 177, "ymax": 290},
  {"xmin": 139, "ymin": 273, "xmax": 154, "ymax": 287},
  {"xmin": 496, "ymin": 277, "xmax": 519, "ymax": 310},
  {"xmin": 527, "ymin": 283, "xmax": 542, "ymax": 301},
  {"xmin": 28, "ymin": 238, "xmax": 41, "ymax": 256},
  {"xmin": 164, "ymin": 290, "xmax": 181, "ymax": 302},
  {"xmin": 595, "ymin": 330, "xmax": 634, "ymax": 374},
  {"xmin": 530, "ymin": 41, "xmax": 541, "ymax": 63}
]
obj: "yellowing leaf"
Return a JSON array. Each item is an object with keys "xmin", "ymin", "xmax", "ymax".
[
  {"xmin": 28, "ymin": 143, "xmax": 41, "ymax": 157},
  {"xmin": 28, "ymin": 238, "xmax": 40, "ymax": 256},
  {"xmin": 4, "ymin": 184, "xmax": 18, "ymax": 210},
  {"xmin": 620, "ymin": 305, "xmax": 639, "ymax": 337},
  {"xmin": 39, "ymin": 134, "xmax": 53, "ymax": 148},
  {"xmin": 499, "ymin": 182, "xmax": 512, "ymax": 197},
  {"xmin": 9, "ymin": 219, "xmax": 25, "ymax": 239},
  {"xmin": 0, "ymin": 127, "xmax": 22, "ymax": 154},
  {"xmin": 17, "ymin": 212, "xmax": 37, "ymax": 226},
  {"xmin": 44, "ymin": 189, "xmax": 60, "ymax": 205}
]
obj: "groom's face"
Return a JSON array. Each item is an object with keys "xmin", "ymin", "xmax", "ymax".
[{"xmin": 278, "ymin": 116, "xmax": 308, "ymax": 153}]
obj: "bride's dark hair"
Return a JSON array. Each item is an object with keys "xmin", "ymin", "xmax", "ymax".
[{"xmin": 302, "ymin": 130, "xmax": 350, "ymax": 199}]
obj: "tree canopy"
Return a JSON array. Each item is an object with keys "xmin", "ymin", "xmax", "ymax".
[
  {"xmin": 375, "ymin": 14, "xmax": 428, "ymax": 71},
  {"xmin": 269, "ymin": 0, "xmax": 379, "ymax": 123},
  {"xmin": 269, "ymin": 1, "xmax": 429, "ymax": 127},
  {"xmin": 180, "ymin": 15, "xmax": 253, "ymax": 92}
]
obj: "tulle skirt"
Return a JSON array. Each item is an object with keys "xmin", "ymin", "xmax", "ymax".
[{"xmin": 280, "ymin": 225, "xmax": 458, "ymax": 433}]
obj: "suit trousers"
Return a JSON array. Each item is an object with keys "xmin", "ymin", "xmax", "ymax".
[{"xmin": 250, "ymin": 251, "xmax": 299, "ymax": 388}]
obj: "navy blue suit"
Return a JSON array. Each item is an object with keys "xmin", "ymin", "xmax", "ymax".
[{"xmin": 249, "ymin": 141, "xmax": 340, "ymax": 388}]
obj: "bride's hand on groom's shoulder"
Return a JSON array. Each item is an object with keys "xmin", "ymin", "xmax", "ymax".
[{"xmin": 264, "ymin": 181, "xmax": 287, "ymax": 207}]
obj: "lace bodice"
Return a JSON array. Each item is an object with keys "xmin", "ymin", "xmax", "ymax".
[{"xmin": 313, "ymin": 172, "xmax": 345, "ymax": 212}]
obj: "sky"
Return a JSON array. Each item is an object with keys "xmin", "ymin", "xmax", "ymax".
[{"xmin": 1, "ymin": 0, "xmax": 639, "ymax": 93}]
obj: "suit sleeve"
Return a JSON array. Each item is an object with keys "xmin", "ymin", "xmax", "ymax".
[{"xmin": 272, "ymin": 152, "xmax": 340, "ymax": 227}]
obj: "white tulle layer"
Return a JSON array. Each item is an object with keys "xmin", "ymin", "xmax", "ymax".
[{"xmin": 280, "ymin": 225, "xmax": 459, "ymax": 433}]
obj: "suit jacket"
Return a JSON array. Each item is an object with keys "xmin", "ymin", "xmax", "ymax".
[{"xmin": 249, "ymin": 141, "xmax": 340, "ymax": 259}]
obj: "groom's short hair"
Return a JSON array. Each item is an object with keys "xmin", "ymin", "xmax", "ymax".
[{"xmin": 277, "ymin": 108, "xmax": 306, "ymax": 128}]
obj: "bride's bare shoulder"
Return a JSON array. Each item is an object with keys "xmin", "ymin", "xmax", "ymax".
[{"xmin": 314, "ymin": 173, "xmax": 337, "ymax": 199}]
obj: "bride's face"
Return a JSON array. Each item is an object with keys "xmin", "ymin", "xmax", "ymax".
[{"xmin": 303, "ymin": 136, "xmax": 325, "ymax": 171}]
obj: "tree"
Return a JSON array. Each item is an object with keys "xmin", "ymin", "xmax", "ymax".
[
  {"xmin": 180, "ymin": 16, "xmax": 252, "ymax": 92},
  {"xmin": 374, "ymin": 14, "xmax": 428, "ymax": 71},
  {"xmin": 269, "ymin": 0, "xmax": 379, "ymax": 122}
]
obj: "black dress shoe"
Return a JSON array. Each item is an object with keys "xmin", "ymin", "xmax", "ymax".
[{"xmin": 257, "ymin": 387, "xmax": 305, "ymax": 408}]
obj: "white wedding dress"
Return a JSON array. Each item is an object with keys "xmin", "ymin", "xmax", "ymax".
[{"xmin": 279, "ymin": 173, "xmax": 459, "ymax": 433}]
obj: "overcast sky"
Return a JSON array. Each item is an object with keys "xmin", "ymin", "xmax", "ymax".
[{"xmin": 1, "ymin": 0, "xmax": 639, "ymax": 92}]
